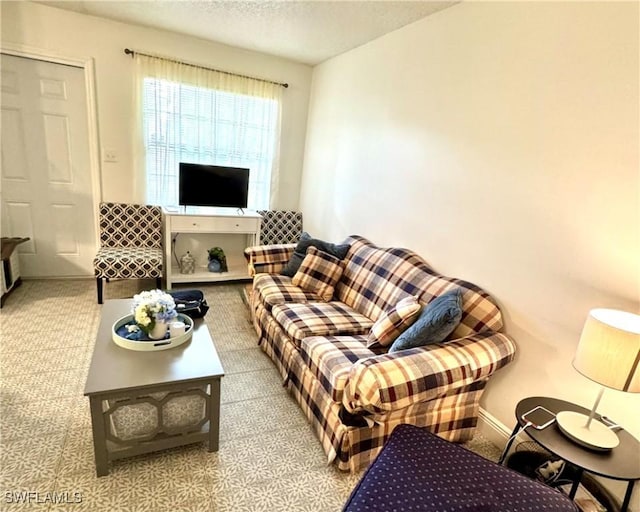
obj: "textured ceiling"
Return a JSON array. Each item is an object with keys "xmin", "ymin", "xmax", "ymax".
[{"xmin": 37, "ymin": 1, "xmax": 457, "ymax": 65}]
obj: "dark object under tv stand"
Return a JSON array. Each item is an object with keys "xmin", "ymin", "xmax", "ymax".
[{"xmin": 1, "ymin": 237, "xmax": 30, "ymax": 307}]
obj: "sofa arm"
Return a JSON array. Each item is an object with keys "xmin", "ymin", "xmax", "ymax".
[
  {"xmin": 343, "ymin": 331, "xmax": 516, "ymax": 414},
  {"xmin": 245, "ymin": 244, "xmax": 296, "ymax": 276}
]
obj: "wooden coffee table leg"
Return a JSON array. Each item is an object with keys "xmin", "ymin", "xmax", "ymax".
[
  {"xmin": 89, "ymin": 395, "xmax": 109, "ymax": 477},
  {"xmin": 208, "ymin": 379, "xmax": 221, "ymax": 452}
]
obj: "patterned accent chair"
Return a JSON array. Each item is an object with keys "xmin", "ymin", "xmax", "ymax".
[
  {"xmin": 257, "ymin": 210, "xmax": 303, "ymax": 245},
  {"xmin": 93, "ymin": 202, "xmax": 163, "ymax": 304}
]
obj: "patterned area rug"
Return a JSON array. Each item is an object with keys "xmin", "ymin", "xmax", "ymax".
[{"xmin": 0, "ymin": 279, "xmax": 501, "ymax": 511}]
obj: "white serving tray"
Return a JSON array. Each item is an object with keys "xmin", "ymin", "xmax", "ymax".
[{"xmin": 112, "ymin": 313, "xmax": 194, "ymax": 351}]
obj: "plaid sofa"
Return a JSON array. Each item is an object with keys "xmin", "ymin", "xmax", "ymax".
[{"xmin": 245, "ymin": 236, "xmax": 516, "ymax": 472}]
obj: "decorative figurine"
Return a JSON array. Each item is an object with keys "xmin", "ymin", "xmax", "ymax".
[{"xmin": 180, "ymin": 251, "xmax": 195, "ymax": 274}]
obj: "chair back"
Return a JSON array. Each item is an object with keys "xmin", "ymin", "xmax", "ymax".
[
  {"xmin": 99, "ymin": 202, "xmax": 163, "ymax": 248},
  {"xmin": 257, "ymin": 210, "xmax": 303, "ymax": 245}
]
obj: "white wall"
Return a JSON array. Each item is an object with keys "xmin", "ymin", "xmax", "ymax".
[
  {"xmin": 1, "ymin": 1, "xmax": 312, "ymax": 209},
  {"xmin": 301, "ymin": 1, "xmax": 639, "ymax": 505}
]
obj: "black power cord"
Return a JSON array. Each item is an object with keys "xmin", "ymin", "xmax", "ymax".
[{"xmin": 172, "ymin": 234, "xmax": 180, "ymax": 268}]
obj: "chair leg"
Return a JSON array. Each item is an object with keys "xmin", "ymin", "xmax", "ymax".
[
  {"xmin": 155, "ymin": 277, "xmax": 162, "ymax": 290},
  {"xmin": 96, "ymin": 277, "xmax": 103, "ymax": 304}
]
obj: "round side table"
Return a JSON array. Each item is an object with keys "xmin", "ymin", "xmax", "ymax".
[{"xmin": 499, "ymin": 396, "xmax": 640, "ymax": 512}]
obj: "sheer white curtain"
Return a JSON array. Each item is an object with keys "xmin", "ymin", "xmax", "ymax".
[{"xmin": 132, "ymin": 54, "xmax": 283, "ymax": 209}]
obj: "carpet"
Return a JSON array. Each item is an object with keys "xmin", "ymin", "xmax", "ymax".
[{"xmin": 0, "ymin": 279, "xmax": 501, "ymax": 511}]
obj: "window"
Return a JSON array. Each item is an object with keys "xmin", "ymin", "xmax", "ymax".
[
  {"xmin": 134, "ymin": 54, "xmax": 283, "ymax": 209},
  {"xmin": 140, "ymin": 75, "xmax": 281, "ymax": 210}
]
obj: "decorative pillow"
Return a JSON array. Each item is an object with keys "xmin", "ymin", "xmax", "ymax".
[
  {"xmin": 292, "ymin": 246, "xmax": 345, "ymax": 301},
  {"xmin": 367, "ymin": 296, "xmax": 422, "ymax": 348},
  {"xmin": 389, "ymin": 289, "xmax": 463, "ymax": 353},
  {"xmin": 281, "ymin": 232, "xmax": 350, "ymax": 277}
]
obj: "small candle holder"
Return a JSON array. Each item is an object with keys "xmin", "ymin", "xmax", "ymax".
[{"xmin": 170, "ymin": 321, "xmax": 186, "ymax": 338}]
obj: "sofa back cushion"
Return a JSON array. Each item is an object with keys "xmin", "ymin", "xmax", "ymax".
[
  {"xmin": 253, "ymin": 273, "xmax": 322, "ymax": 311},
  {"xmin": 336, "ymin": 236, "xmax": 503, "ymax": 337}
]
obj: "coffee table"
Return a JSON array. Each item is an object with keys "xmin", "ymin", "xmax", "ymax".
[{"xmin": 84, "ymin": 299, "xmax": 224, "ymax": 476}]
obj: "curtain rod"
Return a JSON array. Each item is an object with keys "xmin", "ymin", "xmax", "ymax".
[{"xmin": 123, "ymin": 48, "xmax": 288, "ymax": 88}]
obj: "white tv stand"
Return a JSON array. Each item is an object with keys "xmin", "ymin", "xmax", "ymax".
[{"xmin": 163, "ymin": 208, "xmax": 262, "ymax": 289}]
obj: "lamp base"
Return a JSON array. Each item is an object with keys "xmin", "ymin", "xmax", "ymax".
[{"xmin": 556, "ymin": 411, "xmax": 619, "ymax": 451}]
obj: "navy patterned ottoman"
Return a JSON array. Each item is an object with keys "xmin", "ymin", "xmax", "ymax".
[{"xmin": 343, "ymin": 424, "xmax": 578, "ymax": 512}]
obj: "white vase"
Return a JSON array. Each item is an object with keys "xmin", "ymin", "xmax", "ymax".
[{"xmin": 148, "ymin": 321, "xmax": 168, "ymax": 340}]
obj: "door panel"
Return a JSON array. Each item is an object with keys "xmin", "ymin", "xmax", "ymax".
[
  {"xmin": 43, "ymin": 113, "xmax": 73, "ymax": 183},
  {"xmin": 51, "ymin": 203, "xmax": 79, "ymax": 254},
  {"xmin": 0, "ymin": 54, "xmax": 96, "ymax": 277},
  {"xmin": 1, "ymin": 108, "xmax": 28, "ymax": 179},
  {"xmin": 39, "ymin": 77, "xmax": 67, "ymax": 100}
]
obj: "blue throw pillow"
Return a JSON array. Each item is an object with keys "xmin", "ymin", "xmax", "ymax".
[
  {"xmin": 389, "ymin": 289, "xmax": 463, "ymax": 353},
  {"xmin": 280, "ymin": 232, "xmax": 350, "ymax": 277}
]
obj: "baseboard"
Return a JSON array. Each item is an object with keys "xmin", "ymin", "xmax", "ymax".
[{"xmin": 477, "ymin": 407, "xmax": 512, "ymax": 448}]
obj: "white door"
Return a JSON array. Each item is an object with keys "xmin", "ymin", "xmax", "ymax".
[{"xmin": 1, "ymin": 54, "xmax": 97, "ymax": 277}]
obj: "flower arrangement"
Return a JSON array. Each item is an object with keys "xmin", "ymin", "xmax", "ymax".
[{"xmin": 132, "ymin": 289, "xmax": 178, "ymax": 334}]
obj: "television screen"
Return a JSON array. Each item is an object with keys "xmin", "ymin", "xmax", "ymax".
[{"xmin": 179, "ymin": 163, "xmax": 250, "ymax": 209}]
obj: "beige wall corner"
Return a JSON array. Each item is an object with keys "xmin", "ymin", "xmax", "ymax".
[{"xmin": 301, "ymin": 2, "xmax": 639, "ymax": 506}]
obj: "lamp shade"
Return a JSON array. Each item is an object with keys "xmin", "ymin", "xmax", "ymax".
[{"xmin": 573, "ymin": 309, "xmax": 640, "ymax": 393}]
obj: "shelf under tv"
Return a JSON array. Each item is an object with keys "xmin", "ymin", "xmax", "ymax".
[{"xmin": 163, "ymin": 209, "xmax": 262, "ymax": 289}]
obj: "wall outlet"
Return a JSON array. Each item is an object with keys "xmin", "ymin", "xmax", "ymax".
[{"xmin": 103, "ymin": 149, "xmax": 118, "ymax": 163}]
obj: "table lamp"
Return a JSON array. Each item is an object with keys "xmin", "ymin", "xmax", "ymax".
[{"xmin": 556, "ymin": 308, "xmax": 640, "ymax": 451}]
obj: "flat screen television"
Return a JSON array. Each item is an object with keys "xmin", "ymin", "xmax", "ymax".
[{"xmin": 179, "ymin": 163, "xmax": 250, "ymax": 209}]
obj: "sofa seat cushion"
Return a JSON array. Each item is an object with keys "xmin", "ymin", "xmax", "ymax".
[
  {"xmin": 301, "ymin": 335, "xmax": 384, "ymax": 403},
  {"xmin": 94, "ymin": 246, "xmax": 163, "ymax": 279},
  {"xmin": 272, "ymin": 302, "xmax": 374, "ymax": 348},
  {"xmin": 254, "ymin": 273, "xmax": 322, "ymax": 310}
]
